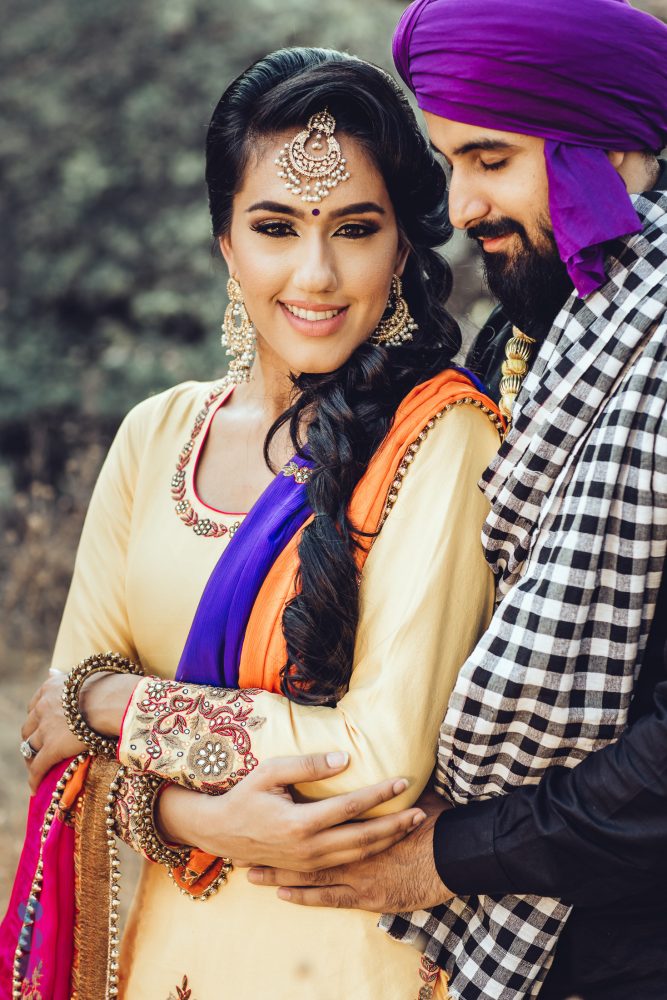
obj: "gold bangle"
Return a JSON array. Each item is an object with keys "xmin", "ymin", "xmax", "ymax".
[
  {"xmin": 125, "ymin": 773, "xmax": 191, "ymax": 868},
  {"xmin": 61, "ymin": 651, "xmax": 144, "ymax": 758}
]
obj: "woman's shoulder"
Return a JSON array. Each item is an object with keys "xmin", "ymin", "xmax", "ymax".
[
  {"xmin": 119, "ymin": 378, "xmax": 224, "ymax": 441},
  {"xmin": 110, "ymin": 379, "xmax": 225, "ymax": 470},
  {"xmin": 415, "ymin": 396, "xmax": 501, "ymax": 484}
]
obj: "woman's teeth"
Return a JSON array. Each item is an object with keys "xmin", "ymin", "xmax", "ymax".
[{"xmin": 283, "ymin": 304, "xmax": 343, "ymax": 321}]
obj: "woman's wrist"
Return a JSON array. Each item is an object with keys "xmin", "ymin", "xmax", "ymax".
[
  {"xmin": 80, "ymin": 672, "xmax": 141, "ymax": 737},
  {"xmin": 156, "ymin": 783, "xmax": 203, "ymax": 850}
]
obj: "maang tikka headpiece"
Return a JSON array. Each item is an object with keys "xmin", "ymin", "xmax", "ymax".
[{"xmin": 275, "ymin": 109, "xmax": 350, "ymax": 203}]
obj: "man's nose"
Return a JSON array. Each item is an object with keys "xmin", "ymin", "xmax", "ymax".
[
  {"xmin": 447, "ymin": 171, "xmax": 491, "ymax": 231},
  {"xmin": 292, "ymin": 239, "xmax": 338, "ymax": 294}
]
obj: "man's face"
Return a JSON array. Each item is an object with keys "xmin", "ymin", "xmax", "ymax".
[{"xmin": 423, "ymin": 113, "xmax": 572, "ymax": 330}]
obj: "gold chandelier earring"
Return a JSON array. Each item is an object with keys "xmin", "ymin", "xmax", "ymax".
[
  {"xmin": 370, "ymin": 275, "xmax": 418, "ymax": 348},
  {"xmin": 221, "ymin": 277, "xmax": 255, "ymax": 384}
]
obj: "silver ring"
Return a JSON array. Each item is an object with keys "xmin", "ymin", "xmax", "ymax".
[{"xmin": 19, "ymin": 739, "xmax": 37, "ymax": 761}]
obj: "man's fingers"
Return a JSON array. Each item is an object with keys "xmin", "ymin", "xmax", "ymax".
[
  {"xmin": 276, "ymin": 885, "xmax": 362, "ymax": 909},
  {"xmin": 248, "ymin": 865, "xmax": 340, "ymax": 888},
  {"xmin": 256, "ymin": 752, "xmax": 351, "ymax": 789},
  {"xmin": 303, "ymin": 830, "xmax": 418, "ymax": 872}
]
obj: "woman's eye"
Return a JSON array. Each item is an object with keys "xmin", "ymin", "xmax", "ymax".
[
  {"xmin": 334, "ymin": 223, "xmax": 377, "ymax": 239},
  {"xmin": 251, "ymin": 221, "xmax": 297, "ymax": 238},
  {"xmin": 480, "ymin": 159, "xmax": 508, "ymax": 172}
]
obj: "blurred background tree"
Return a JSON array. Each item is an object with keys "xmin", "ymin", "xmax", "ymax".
[{"xmin": 0, "ymin": 0, "xmax": 664, "ymax": 898}]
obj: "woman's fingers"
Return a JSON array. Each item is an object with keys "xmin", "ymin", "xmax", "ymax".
[
  {"xmin": 255, "ymin": 751, "xmax": 351, "ymax": 789},
  {"xmin": 20, "ymin": 710, "xmax": 40, "ymax": 742},
  {"xmin": 285, "ymin": 807, "xmax": 424, "ymax": 870},
  {"xmin": 296, "ymin": 777, "xmax": 412, "ymax": 836},
  {"xmin": 20, "ymin": 726, "xmax": 43, "ymax": 757}
]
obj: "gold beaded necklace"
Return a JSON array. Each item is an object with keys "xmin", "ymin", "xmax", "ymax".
[{"xmin": 498, "ymin": 326, "xmax": 536, "ymax": 426}]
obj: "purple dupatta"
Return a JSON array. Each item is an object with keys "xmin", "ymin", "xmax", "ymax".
[{"xmin": 176, "ymin": 453, "xmax": 314, "ymax": 687}]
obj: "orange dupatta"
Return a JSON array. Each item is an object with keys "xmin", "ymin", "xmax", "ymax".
[{"xmin": 239, "ymin": 368, "xmax": 501, "ymax": 692}]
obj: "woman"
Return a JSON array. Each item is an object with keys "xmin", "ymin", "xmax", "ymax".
[{"xmin": 3, "ymin": 48, "xmax": 502, "ymax": 999}]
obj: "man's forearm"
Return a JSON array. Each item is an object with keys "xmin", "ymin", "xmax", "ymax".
[{"xmin": 434, "ymin": 682, "xmax": 667, "ymax": 906}]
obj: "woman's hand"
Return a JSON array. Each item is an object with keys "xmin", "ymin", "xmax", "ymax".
[
  {"xmin": 158, "ymin": 752, "xmax": 427, "ymax": 870},
  {"xmin": 247, "ymin": 791, "xmax": 453, "ymax": 912},
  {"xmin": 21, "ymin": 668, "xmax": 141, "ymax": 793},
  {"xmin": 21, "ymin": 670, "xmax": 85, "ymax": 792}
]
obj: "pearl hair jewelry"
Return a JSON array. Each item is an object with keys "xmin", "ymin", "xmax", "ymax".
[{"xmin": 275, "ymin": 109, "xmax": 350, "ymax": 203}]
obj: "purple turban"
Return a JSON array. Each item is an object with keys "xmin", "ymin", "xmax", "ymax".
[{"xmin": 393, "ymin": 0, "xmax": 667, "ymax": 296}]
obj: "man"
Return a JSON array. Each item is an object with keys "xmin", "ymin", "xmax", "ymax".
[{"xmin": 249, "ymin": 2, "xmax": 667, "ymax": 997}]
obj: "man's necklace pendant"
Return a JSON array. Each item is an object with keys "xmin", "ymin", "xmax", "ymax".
[{"xmin": 498, "ymin": 326, "xmax": 536, "ymax": 425}]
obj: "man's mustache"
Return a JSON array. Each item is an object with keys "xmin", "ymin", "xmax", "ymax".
[{"xmin": 466, "ymin": 218, "xmax": 526, "ymax": 243}]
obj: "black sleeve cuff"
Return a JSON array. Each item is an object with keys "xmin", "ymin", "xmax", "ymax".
[{"xmin": 433, "ymin": 798, "xmax": 514, "ymax": 896}]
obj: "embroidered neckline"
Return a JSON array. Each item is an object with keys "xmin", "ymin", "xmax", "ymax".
[
  {"xmin": 171, "ymin": 385, "xmax": 313, "ymax": 539},
  {"xmin": 171, "ymin": 384, "xmax": 243, "ymax": 539}
]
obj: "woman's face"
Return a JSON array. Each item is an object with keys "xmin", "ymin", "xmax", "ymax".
[{"xmin": 219, "ymin": 131, "xmax": 407, "ymax": 376}]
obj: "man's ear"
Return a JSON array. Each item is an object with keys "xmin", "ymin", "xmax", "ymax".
[
  {"xmin": 218, "ymin": 234, "xmax": 236, "ymax": 275},
  {"xmin": 607, "ymin": 150, "xmax": 626, "ymax": 171}
]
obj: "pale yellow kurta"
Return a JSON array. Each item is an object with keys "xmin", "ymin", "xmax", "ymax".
[{"xmin": 52, "ymin": 380, "xmax": 498, "ymax": 1000}]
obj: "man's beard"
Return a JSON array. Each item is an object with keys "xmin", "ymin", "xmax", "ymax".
[{"xmin": 468, "ymin": 216, "xmax": 574, "ymax": 334}]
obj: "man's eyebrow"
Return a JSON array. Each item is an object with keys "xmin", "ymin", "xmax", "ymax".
[
  {"xmin": 246, "ymin": 200, "xmax": 305, "ymax": 217},
  {"xmin": 452, "ymin": 139, "xmax": 519, "ymax": 156}
]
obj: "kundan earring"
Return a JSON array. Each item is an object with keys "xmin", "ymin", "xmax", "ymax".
[
  {"xmin": 370, "ymin": 275, "xmax": 418, "ymax": 348},
  {"xmin": 221, "ymin": 276, "xmax": 255, "ymax": 383}
]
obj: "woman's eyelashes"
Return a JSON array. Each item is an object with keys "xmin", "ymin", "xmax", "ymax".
[{"xmin": 250, "ymin": 219, "xmax": 380, "ymax": 239}]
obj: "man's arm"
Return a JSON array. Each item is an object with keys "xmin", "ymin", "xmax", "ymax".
[
  {"xmin": 435, "ymin": 673, "xmax": 667, "ymax": 906},
  {"xmin": 251, "ymin": 677, "xmax": 667, "ymax": 911}
]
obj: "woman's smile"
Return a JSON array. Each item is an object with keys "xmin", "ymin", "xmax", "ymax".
[{"xmin": 280, "ymin": 300, "xmax": 350, "ymax": 337}]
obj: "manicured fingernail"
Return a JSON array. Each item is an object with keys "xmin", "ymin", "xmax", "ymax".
[
  {"xmin": 412, "ymin": 810, "xmax": 427, "ymax": 827},
  {"xmin": 247, "ymin": 869, "xmax": 263, "ymax": 883},
  {"xmin": 392, "ymin": 778, "xmax": 409, "ymax": 795},
  {"xmin": 277, "ymin": 888, "xmax": 292, "ymax": 901},
  {"xmin": 326, "ymin": 751, "xmax": 349, "ymax": 768}
]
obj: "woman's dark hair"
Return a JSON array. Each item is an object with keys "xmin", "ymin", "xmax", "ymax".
[{"xmin": 206, "ymin": 48, "xmax": 461, "ymax": 705}]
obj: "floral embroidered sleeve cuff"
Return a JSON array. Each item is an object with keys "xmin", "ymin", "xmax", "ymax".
[{"xmin": 117, "ymin": 676, "xmax": 266, "ymax": 792}]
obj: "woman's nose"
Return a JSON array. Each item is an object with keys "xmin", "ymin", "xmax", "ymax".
[{"xmin": 292, "ymin": 240, "xmax": 338, "ymax": 294}]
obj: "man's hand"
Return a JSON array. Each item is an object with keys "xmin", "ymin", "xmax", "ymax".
[
  {"xmin": 160, "ymin": 752, "xmax": 428, "ymax": 870},
  {"xmin": 246, "ymin": 791, "xmax": 454, "ymax": 912}
]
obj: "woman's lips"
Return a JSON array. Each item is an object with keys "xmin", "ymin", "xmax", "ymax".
[{"xmin": 279, "ymin": 301, "xmax": 349, "ymax": 337}]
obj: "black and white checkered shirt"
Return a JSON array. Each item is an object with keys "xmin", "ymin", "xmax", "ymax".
[{"xmin": 382, "ymin": 187, "xmax": 667, "ymax": 998}]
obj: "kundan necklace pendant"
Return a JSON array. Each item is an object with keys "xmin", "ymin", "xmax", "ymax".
[
  {"xmin": 275, "ymin": 109, "xmax": 350, "ymax": 203},
  {"xmin": 498, "ymin": 326, "xmax": 536, "ymax": 425}
]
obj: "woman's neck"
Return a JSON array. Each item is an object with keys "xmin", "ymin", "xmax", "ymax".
[{"xmin": 238, "ymin": 341, "xmax": 294, "ymax": 423}]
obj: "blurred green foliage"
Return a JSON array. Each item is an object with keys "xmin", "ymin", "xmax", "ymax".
[{"xmin": 0, "ymin": 0, "xmax": 406, "ymax": 435}]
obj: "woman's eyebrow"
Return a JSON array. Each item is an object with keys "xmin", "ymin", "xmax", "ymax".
[
  {"xmin": 246, "ymin": 200, "xmax": 305, "ymax": 217},
  {"xmin": 245, "ymin": 200, "xmax": 386, "ymax": 219},
  {"xmin": 329, "ymin": 201, "xmax": 385, "ymax": 219}
]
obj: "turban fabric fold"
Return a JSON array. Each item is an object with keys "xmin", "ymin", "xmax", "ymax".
[{"xmin": 393, "ymin": 0, "xmax": 667, "ymax": 296}]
